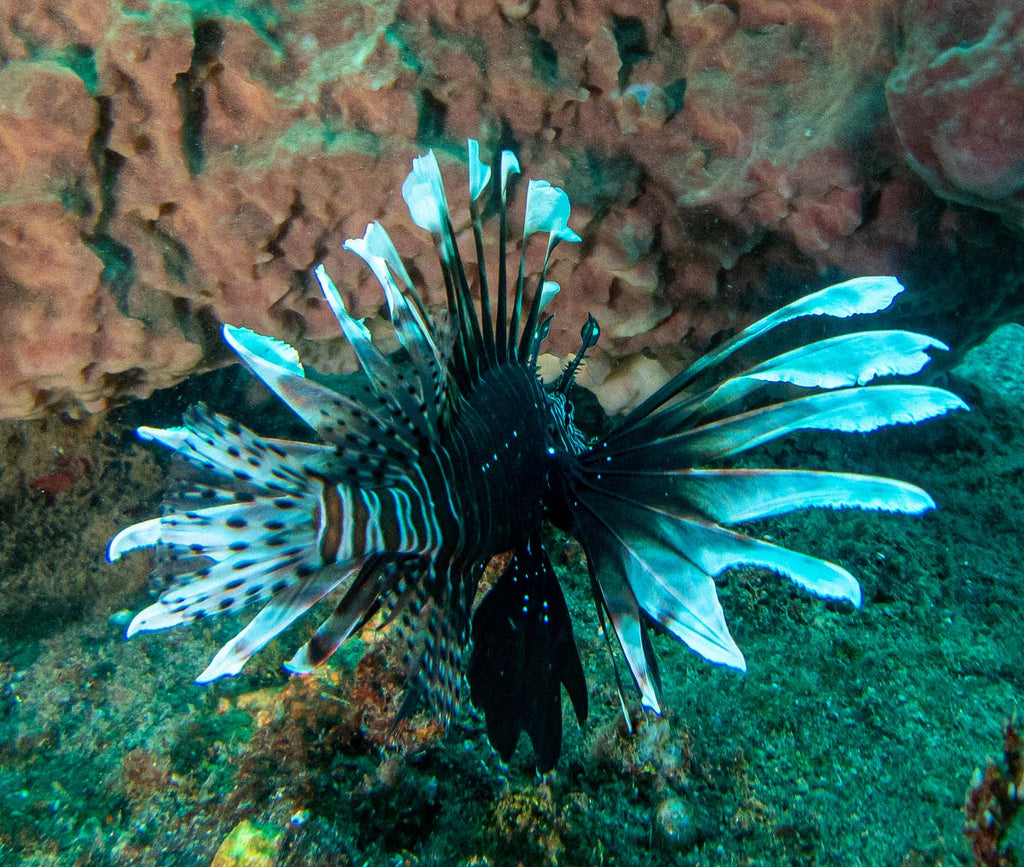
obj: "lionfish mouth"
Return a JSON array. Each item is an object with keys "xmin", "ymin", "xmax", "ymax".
[{"xmin": 107, "ymin": 139, "xmax": 967, "ymax": 772}]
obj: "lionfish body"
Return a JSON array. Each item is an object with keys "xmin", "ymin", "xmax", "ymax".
[{"xmin": 109, "ymin": 142, "xmax": 965, "ymax": 771}]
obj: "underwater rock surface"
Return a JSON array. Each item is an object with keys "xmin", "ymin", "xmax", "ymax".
[
  {"xmin": 886, "ymin": 0, "xmax": 1024, "ymax": 227},
  {"xmin": 0, "ymin": 0, "xmax": 1016, "ymax": 417},
  {"xmin": 953, "ymin": 322, "xmax": 1024, "ymax": 407}
]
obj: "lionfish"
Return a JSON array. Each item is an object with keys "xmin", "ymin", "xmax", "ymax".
[{"xmin": 108, "ymin": 141, "xmax": 965, "ymax": 772}]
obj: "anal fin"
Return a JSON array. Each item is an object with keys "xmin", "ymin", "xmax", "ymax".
[{"xmin": 468, "ymin": 534, "xmax": 588, "ymax": 773}]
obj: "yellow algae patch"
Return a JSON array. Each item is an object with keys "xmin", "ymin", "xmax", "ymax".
[
  {"xmin": 235, "ymin": 688, "xmax": 286, "ymax": 728},
  {"xmin": 211, "ymin": 820, "xmax": 283, "ymax": 867}
]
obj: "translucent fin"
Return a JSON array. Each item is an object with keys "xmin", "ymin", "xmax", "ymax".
[
  {"xmin": 575, "ymin": 495, "xmax": 745, "ymax": 675},
  {"xmin": 575, "ymin": 509, "xmax": 664, "ymax": 713},
  {"xmin": 593, "ymin": 468, "xmax": 936, "ymax": 525},
  {"xmin": 196, "ymin": 560, "xmax": 361, "ymax": 682},
  {"xmin": 221, "ymin": 326, "xmax": 303, "ymax": 378},
  {"xmin": 579, "ymin": 481, "xmax": 861, "ymax": 607},
  {"xmin": 269, "ymin": 375, "xmax": 421, "ymax": 473},
  {"xmin": 402, "ymin": 150, "xmax": 451, "ymax": 243},
  {"xmin": 111, "ymin": 498, "xmax": 313, "ymax": 566},
  {"xmin": 312, "ymin": 265, "xmax": 433, "ymax": 436},
  {"xmin": 625, "ymin": 276, "xmax": 908, "ymax": 422},
  {"xmin": 126, "ymin": 551, "xmax": 306, "ymax": 635},
  {"xmin": 600, "ymin": 385, "xmax": 967, "ymax": 469},
  {"xmin": 344, "ymin": 225, "xmax": 446, "ymax": 431},
  {"xmin": 652, "ymin": 505, "xmax": 862, "ymax": 606},
  {"xmin": 629, "ymin": 330, "xmax": 949, "ymax": 441},
  {"xmin": 127, "ymin": 406, "xmax": 328, "ymax": 497},
  {"xmin": 742, "ymin": 330, "xmax": 947, "ymax": 389},
  {"xmin": 284, "ymin": 559, "xmax": 409, "ymax": 674}
]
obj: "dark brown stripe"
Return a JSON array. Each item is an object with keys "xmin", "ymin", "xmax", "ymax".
[
  {"xmin": 319, "ymin": 484, "xmax": 342, "ymax": 564},
  {"xmin": 350, "ymin": 493, "xmax": 369, "ymax": 557}
]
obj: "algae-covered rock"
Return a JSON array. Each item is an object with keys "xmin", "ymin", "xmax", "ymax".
[
  {"xmin": 211, "ymin": 819, "xmax": 283, "ymax": 867},
  {"xmin": 953, "ymin": 322, "xmax": 1024, "ymax": 406}
]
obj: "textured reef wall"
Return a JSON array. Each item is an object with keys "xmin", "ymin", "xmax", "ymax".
[
  {"xmin": 0, "ymin": 0, "xmax": 1021, "ymax": 418},
  {"xmin": 887, "ymin": 0, "xmax": 1024, "ymax": 226}
]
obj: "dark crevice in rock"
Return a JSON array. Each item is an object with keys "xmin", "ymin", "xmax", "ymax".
[
  {"xmin": 98, "ymin": 367, "xmax": 147, "ymax": 403},
  {"xmin": 309, "ymin": 229, "xmax": 335, "ymax": 276},
  {"xmin": 147, "ymin": 220, "xmax": 194, "ymax": 286},
  {"xmin": 416, "ymin": 89, "xmax": 448, "ymax": 145},
  {"xmin": 664, "ymin": 78, "xmax": 687, "ymax": 115},
  {"xmin": 175, "ymin": 19, "xmax": 224, "ymax": 176},
  {"xmin": 264, "ymin": 190, "xmax": 305, "ymax": 262},
  {"xmin": 261, "ymin": 192, "xmax": 312, "ymax": 338},
  {"xmin": 170, "ymin": 297, "xmax": 231, "ymax": 363},
  {"xmin": 62, "ymin": 44, "xmax": 98, "ymax": 94},
  {"xmin": 611, "ymin": 16, "xmax": 651, "ymax": 88},
  {"xmin": 525, "ymin": 26, "xmax": 559, "ymax": 86},
  {"xmin": 58, "ymin": 177, "xmax": 94, "ymax": 220},
  {"xmin": 85, "ymin": 95, "xmax": 135, "ymax": 316}
]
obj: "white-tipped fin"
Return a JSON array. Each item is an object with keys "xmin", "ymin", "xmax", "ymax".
[
  {"xmin": 537, "ymin": 281, "xmax": 560, "ymax": 314},
  {"xmin": 313, "ymin": 265, "xmax": 372, "ymax": 344},
  {"xmin": 401, "ymin": 150, "xmax": 450, "ymax": 238},
  {"xmin": 342, "ymin": 235, "xmax": 437, "ymax": 361},
  {"xmin": 611, "ymin": 468, "xmax": 937, "ymax": 525},
  {"xmin": 108, "ymin": 517, "xmax": 163, "ymax": 562},
  {"xmin": 500, "ymin": 150, "xmax": 520, "ymax": 203},
  {"xmin": 468, "ymin": 139, "xmax": 491, "ymax": 203},
  {"xmin": 746, "ymin": 330, "xmax": 947, "ymax": 389},
  {"xmin": 313, "ymin": 263, "xmax": 403, "ymax": 399},
  {"xmin": 136, "ymin": 425, "xmax": 188, "ymax": 450},
  {"xmin": 344, "ymin": 221, "xmax": 415, "ymax": 294},
  {"xmin": 222, "ymin": 325, "xmax": 304, "ymax": 378},
  {"xmin": 682, "ymin": 330, "xmax": 950, "ymax": 423},
  {"xmin": 782, "ymin": 276, "xmax": 905, "ymax": 320},
  {"xmin": 222, "ymin": 325, "xmax": 332, "ymax": 431},
  {"xmin": 636, "ymin": 385, "xmax": 967, "ymax": 466},
  {"xmin": 656, "ymin": 513, "xmax": 863, "ymax": 607},
  {"xmin": 524, "ymin": 180, "xmax": 581, "ymax": 244},
  {"xmin": 677, "ymin": 276, "xmax": 908, "ymax": 388},
  {"xmin": 623, "ymin": 535, "xmax": 746, "ymax": 670}
]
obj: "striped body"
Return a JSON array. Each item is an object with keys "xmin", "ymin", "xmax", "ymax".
[
  {"xmin": 108, "ymin": 141, "xmax": 965, "ymax": 772},
  {"xmin": 316, "ymin": 481, "xmax": 438, "ymax": 567},
  {"xmin": 314, "ymin": 361, "xmax": 552, "ymax": 583},
  {"xmin": 437, "ymin": 363, "xmax": 551, "ymax": 563}
]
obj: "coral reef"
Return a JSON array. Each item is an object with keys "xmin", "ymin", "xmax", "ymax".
[
  {"xmin": 0, "ymin": 0, "xmax": 1011, "ymax": 418},
  {"xmin": 0, "ymin": 411, "xmax": 163, "ymax": 632},
  {"xmin": 886, "ymin": 0, "xmax": 1024, "ymax": 229}
]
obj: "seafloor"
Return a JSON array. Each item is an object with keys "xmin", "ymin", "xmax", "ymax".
[{"xmin": 0, "ymin": 333, "xmax": 1021, "ymax": 866}]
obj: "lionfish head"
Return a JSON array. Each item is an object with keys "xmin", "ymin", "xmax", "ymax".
[{"xmin": 108, "ymin": 139, "xmax": 967, "ymax": 772}]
